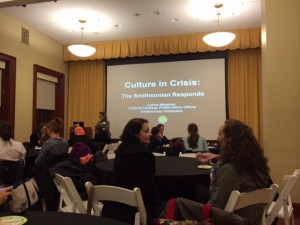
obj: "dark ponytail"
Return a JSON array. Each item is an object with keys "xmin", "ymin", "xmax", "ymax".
[{"xmin": 0, "ymin": 121, "xmax": 13, "ymax": 141}]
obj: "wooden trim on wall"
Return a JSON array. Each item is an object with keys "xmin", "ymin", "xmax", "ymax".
[
  {"xmin": 294, "ymin": 203, "xmax": 300, "ymax": 218},
  {"xmin": 0, "ymin": 52, "xmax": 16, "ymax": 135}
]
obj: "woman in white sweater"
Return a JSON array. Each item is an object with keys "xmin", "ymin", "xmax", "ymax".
[{"xmin": 0, "ymin": 121, "xmax": 26, "ymax": 161}]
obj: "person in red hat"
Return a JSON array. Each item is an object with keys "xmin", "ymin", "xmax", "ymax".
[{"xmin": 68, "ymin": 126, "xmax": 94, "ymax": 152}]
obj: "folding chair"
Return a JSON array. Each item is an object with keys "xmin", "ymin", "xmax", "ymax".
[
  {"xmin": 53, "ymin": 173, "xmax": 87, "ymax": 214},
  {"xmin": 107, "ymin": 153, "xmax": 116, "ymax": 159},
  {"xmin": 0, "ymin": 159, "xmax": 24, "ymax": 186},
  {"xmin": 102, "ymin": 144, "xmax": 113, "ymax": 154},
  {"xmin": 225, "ymin": 184, "xmax": 279, "ymax": 225},
  {"xmin": 153, "ymin": 152, "xmax": 166, "ymax": 156},
  {"xmin": 85, "ymin": 182, "xmax": 147, "ymax": 225},
  {"xmin": 266, "ymin": 169, "xmax": 300, "ymax": 225}
]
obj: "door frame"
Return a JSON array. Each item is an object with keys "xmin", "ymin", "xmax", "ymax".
[
  {"xmin": 33, "ymin": 64, "xmax": 65, "ymax": 136},
  {"xmin": 0, "ymin": 52, "xmax": 16, "ymax": 133}
]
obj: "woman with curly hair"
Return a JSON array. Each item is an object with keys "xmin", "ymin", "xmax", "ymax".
[
  {"xmin": 183, "ymin": 123, "xmax": 208, "ymax": 152},
  {"xmin": 208, "ymin": 119, "xmax": 271, "ymax": 225}
]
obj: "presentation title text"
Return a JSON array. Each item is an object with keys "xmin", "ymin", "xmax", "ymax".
[{"xmin": 124, "ymin": 79, "xmax": 200, "ymax": 88}]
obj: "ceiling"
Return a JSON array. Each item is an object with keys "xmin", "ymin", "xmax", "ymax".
[{"xmin": 0, "ymin": 0, "xmax": 261, "ymax": 45}]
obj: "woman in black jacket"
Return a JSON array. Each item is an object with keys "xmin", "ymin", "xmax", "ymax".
[{"xmin": 103, "ymin": 118, "xmax": 162, "ymax": 225}]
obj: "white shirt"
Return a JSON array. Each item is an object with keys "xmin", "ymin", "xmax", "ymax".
[{"xmin": 0, "ymin": 138, "xmax": 26, "ymax": 161}]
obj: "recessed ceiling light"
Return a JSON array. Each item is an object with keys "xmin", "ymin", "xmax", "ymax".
[
  {"xmin": 153, "ymin": 10, "xmax": 163, "ymax": 16},
  {"xmin": 114, "ymin": 24, "xmax": 122, "ymax": 28},
  {"xmin": 55, "ymin": 9, "xmax": 111, "ymax": 32}
]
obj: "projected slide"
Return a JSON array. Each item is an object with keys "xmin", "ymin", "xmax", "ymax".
[{"xmin": 107, "ymin": 58, "xmax": 227, "ymax": 140}]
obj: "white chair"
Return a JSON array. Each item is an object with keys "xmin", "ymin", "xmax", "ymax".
[
  {"xmin": 153, "ymin": 152, "xmax": 166, "ymax": 156},
  {"xmin": 266, "ymin": 169, "xmax": 300, "ymax": 225},
  {"xmin": 85, "ymin": 182, "xmax": 147, "ymax": 225},
  {"xmin": 179, "ymin": 152, "xmax": 197, "ymax": 158},
  {"xmin": 102, "ymin": 144, "xmax": 113, "ymax": 153},
  {"xmin": 53, "ymin": 173, "xmax": 87, "ymax": 214},
  {"xmin": 107, "ymin": 153, "xmax": 116, "ymax": 159},
  {"xmin": 225, "ymin": 184, "xmax": 279, "ymax": 225},
  {"xmin": 107, "ymin": 141, "xmax": 121, "ymax": 155}
]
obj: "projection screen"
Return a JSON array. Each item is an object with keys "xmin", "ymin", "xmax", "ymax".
[{"xmin": 106, "ymin": 54, "xmax": 228, "ymax": 140}]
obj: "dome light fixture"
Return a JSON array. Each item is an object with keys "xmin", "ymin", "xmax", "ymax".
[
  {"xmin": 68, "ymin": 19, "xmax": 96, "ymax": 57},
  {"xmin": 203, "ymin": 3, "xmax": 236, "ymax": 47}
]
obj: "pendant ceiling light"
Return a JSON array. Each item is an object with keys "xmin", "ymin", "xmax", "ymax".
[
  {"xmin": 68, "ymin": 19, "xmax": 96, "ymax": 57},
  {"xmin": 203, "ymin": 3, "xmax": 236, "ymax": 47}
]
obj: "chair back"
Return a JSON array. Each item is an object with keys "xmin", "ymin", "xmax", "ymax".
[
  {"xmin": 153, "ymin": 152, "xmax": 166, "ymax": 156},
  {"xmin": 0, "ymin": 159, "xmax": 24, "ymax": 186},
  {"xmin": 107, "ymin": 153, "xmax": 116, "ymax": 159},
  {"xmin": 225, "ymin": 184, "xmax": 279, "ymax": 225},
  {"xmin": 85, "ymin": 182, "xmax": 147, "ymax": 225},
  {"xmin": 266, "ymin": 169, "xmax": 300, "ymax": 225},
  {"xmin": 107, "ymin": 141, "xmax": 121, "ymax": 155},
  {"xmin": 53, "ymin": 173, "xmax": 87, "ymax": 214},
  {"xmin": 179, "ymin": 152, "xmax": 197, "ymax": 158},
  {"xmin": 102, "ymin": 144, "xmax": 112, "ymax": 154}
]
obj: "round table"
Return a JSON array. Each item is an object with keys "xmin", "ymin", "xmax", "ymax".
[
  {"xmin": 0, "ymin": 211, "xmax": 130, "ymax": 225},
  {"xmin": 95, "ymin": 156, "xmax": 210, "ymax": 201}
]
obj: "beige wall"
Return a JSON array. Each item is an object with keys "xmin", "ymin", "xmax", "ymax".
[
  {"xmin": 262, "ymin": 0, "xmax": 300, "ymax": 202},
  {"xmin": 0, "ymin": 12, "xmax": 69, "ymax": 142}
]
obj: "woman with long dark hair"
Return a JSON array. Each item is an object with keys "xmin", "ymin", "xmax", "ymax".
[
  {"xmin": 29, "ymin": 123, "xmax": 48, "ymax": 148},
  {"xmin": 183, "ymin": 123, "xmax": 208, "ymax": 152},
  {"xmin": 103, "ymin": 118, "xmax": 162, "ymax": 225},
  {"xmin": 0, "ymin": 121, "xmax": 26, "ymax": 161}
]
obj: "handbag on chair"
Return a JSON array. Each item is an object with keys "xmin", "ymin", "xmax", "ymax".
[{"xmin": 11, "ymin": 178, "xmax": 39, "ymax": 209}]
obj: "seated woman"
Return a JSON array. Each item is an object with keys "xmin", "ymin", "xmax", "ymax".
[
  {"xmin": 0, "ymin": 121, "xmax": 26, "ymax": 162},
  {"xmin": 207, "ymin": 119, "xmax": 271, "ymax": 225},
  {"xmin": 34, "ymin": 117, "xmax": 69, "ymax": 210},
  {"xmin": 156, "ymin": 124, "xmax": 169, "ymax": 146},
  {"xmin": 34, "ymin": 117, "xmax": 69, "ymax": 167},
  {"xmin": 29, "ymin": 123, "xmax": 48, "ymax": 149},
  {"xmin": 68, "ymin": 126, "xmax": 94, "ymax": 151},
  {"xmin": 103, "ymin": 118, "xmax": 162, "ymax": 225},
  {"xmin": 148, "ymin": 126, "xmax": 164, "ymax": 153},
  {"xmin": 183, "ymin": 123, "xmax": 208, "ymax": 152},
  {"xmin": 0, "ymin": 122, "xmax": 26, "ymax": 186}
]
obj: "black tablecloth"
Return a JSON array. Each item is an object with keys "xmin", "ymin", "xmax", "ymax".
[
  {"xmin": 95, "ymin": 156, "xmax": 210, "ymax": 201},
  {"xmin": 0, "ymin": 211, "xmax": 130, "ymax": 225}
]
